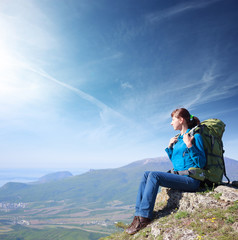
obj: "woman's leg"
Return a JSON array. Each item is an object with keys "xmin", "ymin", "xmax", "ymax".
[
  {"xmin": 135, "ymin": 171, "xmax": 151, "ymax": 217},
  {"xmin": 137, "ymin": 171, "xmax": 200, "ymax": 219},
  {"xmin": 126, "ymin": 171, "xmax": 153, "ymax": 234}
]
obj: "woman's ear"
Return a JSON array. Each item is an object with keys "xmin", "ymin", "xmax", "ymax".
[{"xmin": 178, "ymin": 117, "xmax": 184, "ymax": 124}]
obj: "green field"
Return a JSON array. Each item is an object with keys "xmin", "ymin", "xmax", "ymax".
[
  {"xmin": 0, "ymin": 199, "xmax": 132, "ymax": 240},
  {"xmin": 0, "ymin": 225, "xmax": 107, "ymax": 240},
  {"xmin": 0, "ymin": 158, "xmax": 171, "ymax": 239}
]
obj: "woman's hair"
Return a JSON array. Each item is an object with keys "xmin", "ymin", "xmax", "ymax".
[{"xmin": 171, "ymin": 108, "xmax": 200, "ymax": 129}]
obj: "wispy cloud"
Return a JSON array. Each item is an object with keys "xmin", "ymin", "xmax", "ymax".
[
  {"xmin": 146, "ymin": 0, "xmax": 223, "ymax": 23},
  {"xmin": 184, "ymin": 65, "xmax": 217, "ymax": 109},
  {"xmin": 185, "ymin": 65, "xmax": 238, "ymax": 110},
  {"xmin": 103, "ymin": 0, "xmax": 223, "ymax": 49},
  {"xmin": 25, "ymin": 66, "xmax": 129, "ymax": 124},
  {"xmin": 111, "ymin": 19, "xmax": 146, "ymax": 43},
  {"xmin": 79, "ymin": 52, "xmax": 123, "ymax": 70},
  {"xmin": 121, "ymin": 81, "xmax": 133, "ymax": 89},
  {"xmin": 140, "ymin": 60, "xmax": 237, "ymax": 128},
  {"xmin": 209, "ymin": 107, "xmax": 238, "ymax": 118}
]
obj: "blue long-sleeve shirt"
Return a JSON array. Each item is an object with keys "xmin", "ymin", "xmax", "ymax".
[{"xmin": 165, "ymin": 129, "xmax": 206, "ymax": 172}]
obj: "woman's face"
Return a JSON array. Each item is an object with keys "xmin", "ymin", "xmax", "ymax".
[{"xmin": 171, "ymin": 116, "xmax": 183, "ymax": 131}]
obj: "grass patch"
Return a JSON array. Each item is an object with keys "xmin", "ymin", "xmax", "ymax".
[
  {"xmin": 100, "ymin": 195, "xmax": 238, "ymax": 240},
  {"xmin": 225, "ymin": 215, "xmax": 235, "ymax": 224},
  {"xmin": 188, "ymin": 201, "xmax": 238, "ymax": 239},
  {"xmin": 213, "ymin": 192, "xmax": 222, "ymax": 200},
  {"xmin": 228, "ymin": 201, "xmax": 238, "ymax": 212},
  {"xmin": 174, "ymin": 211, "xmax": 189, "ymax": 219},
  {"xmin": 115, "ymin": 222, "xmax": 127, "ymax": 230}
]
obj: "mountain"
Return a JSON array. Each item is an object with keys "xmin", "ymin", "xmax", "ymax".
[
  {"xmin": 0, "ymin": 157, "xmax": 172, "ymax": 204},
  {"xmin": 37, "ymin": 171, "xmax": 73, "ymax": 183},
  {"xmin": 0, "ymin": 157, "xmax": 237, "ymax": 205},
  {"xmin": 223, "ymin": 157, "xmax": 238, "ymax": 182}
]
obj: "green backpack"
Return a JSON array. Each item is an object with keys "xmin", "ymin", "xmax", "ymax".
[{"xmin": 188, "ymin": 118, "xmax": 230, "ymax": 185}]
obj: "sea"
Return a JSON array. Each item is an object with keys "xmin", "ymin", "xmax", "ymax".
[{"xmin": 0, "ymin": 168, "xmax": 89, "ymax": 187}]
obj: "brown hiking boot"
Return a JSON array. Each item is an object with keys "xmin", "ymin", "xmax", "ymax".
[
  {"xmin": 126, "ymin": 216, "xmax": 151, "ymax": 235},
  {"xmin": 125, "ymin": 216, "xmax": 139, "ymax": 234}
]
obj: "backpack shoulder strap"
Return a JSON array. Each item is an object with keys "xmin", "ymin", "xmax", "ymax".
[{"xmin": 188, "ymin": 125, "xmax": 200, "ymax": 136}]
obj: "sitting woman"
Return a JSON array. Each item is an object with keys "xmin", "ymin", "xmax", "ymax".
[{"xmin": 126, "ymin": 108, "xmax": 206, "ymax": 235}]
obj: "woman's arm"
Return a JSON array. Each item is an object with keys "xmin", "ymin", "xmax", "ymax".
[
  {"xmin": 168, "ymin": 136, "xmax": 178, "ymax": 148},
  {"xmin": 165, "ymin": 147, "xmax": 173, "ymax": 160},
  {"xmin": 185, "ymin": 133, "xmax": 206, "ymax": 168},
  {"xmin": 165, "ymin": 136, "xmax": 178, "ymax": 160}
]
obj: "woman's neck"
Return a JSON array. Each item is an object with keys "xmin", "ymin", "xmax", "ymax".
[{"xmin": 180, "ymin": 126, "xmax": 188, "ymax": 135}]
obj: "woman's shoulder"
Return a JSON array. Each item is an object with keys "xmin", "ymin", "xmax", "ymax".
[{"xmin": 193, "ymin": 132, "xmax": 204, "ymax": 144}]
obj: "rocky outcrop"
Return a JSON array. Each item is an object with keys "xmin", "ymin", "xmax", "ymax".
[
  {"xmin": 154, "ymin": 185, "xmax": 238, "ymax": 214},
  {"xmin": 100, "ymin": 184, "xmax": 238, "ymax": 240},
  {"xmin": 151, "ymin": 184, "xmax": 238, "ymax": 240}
]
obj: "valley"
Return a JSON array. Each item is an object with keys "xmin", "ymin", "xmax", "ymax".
[
  {"xmin": 0, "ymin": 199, "xmax": 134, "ymax": 237},
  {"xmin": 0, "ymin": 157, "xmax": 237, "ymax": 239}
]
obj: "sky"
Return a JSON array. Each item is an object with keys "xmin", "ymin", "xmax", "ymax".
[{"xmin": 0, "ymin": 0, "xmax": 238, "ymax": 170}]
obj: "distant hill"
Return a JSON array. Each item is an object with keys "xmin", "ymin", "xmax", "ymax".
[
  {"xmin": 0, "ymin": 157, "xmax": 237, "ymax": 206},
  {"xmin": 37, "ymin": 171, "xmax": 73, "ymax": 183},
  {"xmin": 223, "ymin": 157, "xmax": 238, "ymax": 181},
  {"xmin": 0, "ymin": 157, "xmax": 172, "ymax": 204}
]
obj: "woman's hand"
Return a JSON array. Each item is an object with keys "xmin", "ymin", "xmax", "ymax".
[
  {"xmin": 183, "ymin": 133, "xmax": 194, "ymax": 148},
  {"xmin": 168, "ymin": 136, "xmax": 178, "ymax": 148}
]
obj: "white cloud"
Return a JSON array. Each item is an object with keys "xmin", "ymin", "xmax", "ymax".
[
  {"xmin": 24, "ymin": 65, "xmax": 135, "ymax": 130},
  {"xmin": 0, "ymin": 0, "xmax": 127, "ymax": 129},
  {"xmin": 185, "ymin": 66, "xmax": 238, "ymax": 110},
  {"xmin": 146, "ymin": 0, "xmax": 223, "ymax": 23},
  {"xmin": 184, "ymin": 66, "xmax": 216, "ymax": 109},
  {"xmin": 111, "ymin": 19, "xmax": 146, "ymax": 43},
  {"xmin": 121, "ymin": 81, "xmax": 133, "ymax": 89},
  {"xmin": 146, "ymin": 63, "xmax": 238, "ymax": 115}
]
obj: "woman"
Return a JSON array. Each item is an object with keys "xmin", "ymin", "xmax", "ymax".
[{"xmin": 125, "ymin": 108, "xmax": 206, "ymax": 235}]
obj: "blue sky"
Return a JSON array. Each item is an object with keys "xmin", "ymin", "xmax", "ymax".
[{"xmin": 0, "ymin": 0, "xmax": 238, "ymax": 169}]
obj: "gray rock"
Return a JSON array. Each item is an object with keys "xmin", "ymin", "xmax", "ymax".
[
  {"xmin": 154, "ymin": 184, "xmax": 238, "ymax": 215},
  {"xmin": 214, "ymin": 185, "xmax": 238, "ymax": 202},
  {"xmin": 162, "ymin": 228, "xmax": 198, "ymax": 240}
]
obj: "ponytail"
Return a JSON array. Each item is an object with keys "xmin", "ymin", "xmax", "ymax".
[{"xmin": 188, "ymin": 115, "xmax": 200, "ymax": 129}]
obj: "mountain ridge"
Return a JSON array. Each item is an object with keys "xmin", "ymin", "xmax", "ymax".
[
  {"xmin": 37, "ymin": 171, "xmax": 73, "ymax": 183},
  {"xmin": 0, "ymin": 157, "xmax": 237, "ymax": 205}
]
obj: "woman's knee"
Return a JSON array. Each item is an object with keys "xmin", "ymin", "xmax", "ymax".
[
  {"xmin": 144, "ymin": 171, "xmax": 151, "ymax": 177},
  {"xmin": 146, "ymin": 171, "xmax": 158, "ymax": 181},
  {"xmin": 148, "ymin": 171, "xmax": 163, "ymax": 179},
  {"xmin": 141, "ymin": 171, "xmax": 163, "ymax": 184},
  {"xmin": 141, "ymin": 171, "xmax": 151, "ymax": 181}
]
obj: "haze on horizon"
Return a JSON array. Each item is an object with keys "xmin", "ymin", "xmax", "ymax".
[{"xmin": 1, "ymin": 0, "xmax": 238, "ymax": 169}]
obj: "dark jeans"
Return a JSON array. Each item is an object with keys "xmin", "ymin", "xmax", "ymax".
[{"xmin": 135, "ymin": 171, "xmax": 200, "ymax": 219}]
